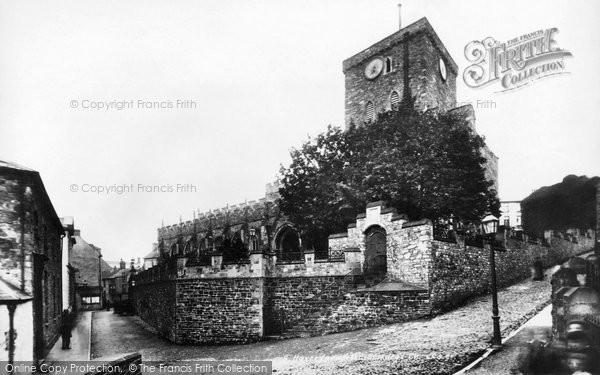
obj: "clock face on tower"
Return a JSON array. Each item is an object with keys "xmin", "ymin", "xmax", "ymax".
[{"xmin": 364, "ymin": 58, "xmax": 384, "ymax": 80}]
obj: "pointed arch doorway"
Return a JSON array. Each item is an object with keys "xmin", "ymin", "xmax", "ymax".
[{"xmin": 364, "ymin": 226, "xmax": 387, "ymax": 278}]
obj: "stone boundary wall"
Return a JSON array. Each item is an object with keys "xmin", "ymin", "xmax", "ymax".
[
  {"xmin": 175, "ymin": 278, "xmax": 263, "ymax": 344},
  {"xmin": 264, "ymin": 276, "xmax": 430, "ymax": 338},
  {"xmin": 133, "ymin": 199, "xmax": 596, "ymax": 344},
  {"xmin": 132, "ymin": 280, "xmax": 177, "ymax": 342},
  {"xmin": 430, "ymin": 231, "xmax": 595, "ymax": 311},
  {"xmin": 132, "ymin": 273, "xmax": 432, "ymax": 343}
]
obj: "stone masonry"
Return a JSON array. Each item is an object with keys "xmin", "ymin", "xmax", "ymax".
[
  {"xmin": 132, "ymin": 202, "xmax": 594, "ymax": 344},
  {"xmin": 0, "ymin": 161, "xmax": 64, "ymax": 361}
]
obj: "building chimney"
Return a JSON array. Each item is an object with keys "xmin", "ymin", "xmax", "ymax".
[
  {"xmin": 119, "ymin": 258, "xmax": 126, "ymax": 270},
  {"xmin": 398, "ymin": 3, "xmax": 402, "ymax": 30}
]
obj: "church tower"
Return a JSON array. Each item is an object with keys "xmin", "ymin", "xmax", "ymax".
[{"xmin": 343, "ymin": 17, "xmax": 457, "ymax": 126}]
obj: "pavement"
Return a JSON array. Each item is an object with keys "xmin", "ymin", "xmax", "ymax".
[
  {"xmin": 44, "ymin": 311, "xmax": 91, "ymax": 363},
  {"xmin": 459, "ymin": 304, "xmax": 554, "ymax": 375}
]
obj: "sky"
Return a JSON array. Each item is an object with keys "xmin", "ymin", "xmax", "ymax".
[{"xmin": 1, "ymin": 0, "xmax": 599, "ymax": 262}]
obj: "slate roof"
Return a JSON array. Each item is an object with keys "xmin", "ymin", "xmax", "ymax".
[
  {"xmin": 70, "ymin": 235, "xmax": 112, "ymax": 287},
  {"xmin": 104, "ymin": 268, "xmax": 132, "ymax": 280},
  {"xmin": 0, "ymin": 160, "xmax": 63, "ymax": 232},
  {"xmin": 0, "ymin": 160, "xmax": 37, "ymax": 172},
  {"xmin": 143, "ymin": 244, "xmax": 159, "ymax": 260}
]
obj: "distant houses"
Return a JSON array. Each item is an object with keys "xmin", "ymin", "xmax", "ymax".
[
  {"xmin": 69, "ymin": 231, "xmax": 113, "ymax": 310},
  {"xmin": 143, "ymin": 243, "xmax": 159, "ymax": 269},
  {"xmin": 102, "ymin": 259, "xmax": 139, "ymax": 306}
]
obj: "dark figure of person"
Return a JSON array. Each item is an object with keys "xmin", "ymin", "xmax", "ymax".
[{"xmin": 60, "ymin": 311, "xmax": 72, "ymax": 349}]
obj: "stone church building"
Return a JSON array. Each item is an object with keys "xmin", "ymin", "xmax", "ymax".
[{"xmin": 127, "ymin": 18, "xmax": 583, "ymax": 345}]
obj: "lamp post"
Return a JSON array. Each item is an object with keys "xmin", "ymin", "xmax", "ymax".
[{"xmin": 482, "ymin": 214, "xmax": 502, "ymax": 350}]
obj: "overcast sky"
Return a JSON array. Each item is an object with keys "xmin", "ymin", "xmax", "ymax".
[{"xmin": 1, "ymin": 0, "xmax": 598, "ymax": 262}]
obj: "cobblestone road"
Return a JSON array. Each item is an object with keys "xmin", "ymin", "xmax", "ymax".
[{"xmin": 91, "ymin": 267, "xmax": 563, "ymax": 375}]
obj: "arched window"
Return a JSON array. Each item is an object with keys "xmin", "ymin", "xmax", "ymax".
[
  {"xmin": 385, "ymin": 57, "xmax": 392, "ymax": 73},
  {"xmin": 390, "ymin": 91, "xmax": 400, "ymax": 110},
  {"xmin": 248, "ymin": 228, "xmax": 259, "ymax": 252},
  {"xmin": 365, "ymin": 101, "xmax": 375, "ymax": 122},
  {"xmin": 275, "ymin": 227, "xmax": 302, "ymax": 262}
]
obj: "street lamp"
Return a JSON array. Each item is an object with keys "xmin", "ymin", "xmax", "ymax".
[{"xmin": 482, "ymin": 214, "xmax": 503, "ymax": 350}]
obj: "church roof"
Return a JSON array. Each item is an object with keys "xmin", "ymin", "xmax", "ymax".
[
  {"xmin": 342, "ymin": 17, "xmax": 458, "ymax": 74},
  {"xmin": 143, "ymin": 245, "xmax": 159, "ymax": 260}
]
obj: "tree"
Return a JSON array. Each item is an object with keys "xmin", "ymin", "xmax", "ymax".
[
  {"xmin": 521, "ymin": 175, "xmax": 599, "ymax": 235},
  {"xmin": 278, "ymin": 104, "xmax": 499, "ymax": 257}
]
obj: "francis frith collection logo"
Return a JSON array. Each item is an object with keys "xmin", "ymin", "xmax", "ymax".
[{"xmin": 463, "ymin": 27, "xmax": 572, "ymax": 92}]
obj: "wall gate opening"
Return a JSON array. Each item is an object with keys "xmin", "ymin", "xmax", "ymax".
[{"xmin": 364, "ymin": 226, "xmax": 387, "ymax": 283}]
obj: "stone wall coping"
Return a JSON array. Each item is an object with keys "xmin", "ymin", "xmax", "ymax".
[
  {"xmin": 355, "ymin": 281, "xmax": 428, "ymax": 293},
  {"xmin": 380, "ymin": 207, "xmax": 397, "ymax": 215},
  {"xmin": 314, "ymin": 258, "xmax": 346, "ymax": 263},
  {"xmin": 347, "ymin": 223, "xmax": 357, "ymax": 229},
  {"xmin": 356, "ymin": 213, "xmax": 366, "ymax": 219},
  {"xmin": 276, "ymin": 260, "xmax": 305, "ymax": 265},
  {"xmin": 222, "ymin": 259, "xmax": 251, "ymax": 265},
  {"xmin": 391, "ymin": 213, "xmax": 409, "ymax": 222},
  {"xmin": 402, "ymin": 219, "xmax": 432, "ymax": 228},
  {"xmin": 328, "ymin": 232, "xmax": 349, "ymax": 239},
  {"xmin": 366, "ymin": 201, "xmax": 387, "ymax": 208},
  {"xmin": 344, "ymin": 247, "xmax": 361, "ymax": 253},
  {"xmin": 249, "ymin": 249, "xmax": 271, "ymax": 255}
]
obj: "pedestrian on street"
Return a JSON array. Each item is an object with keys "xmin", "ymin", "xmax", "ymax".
[{"xmin": 60, "ymin": 310, "xmax": 72, "ymax": 349}]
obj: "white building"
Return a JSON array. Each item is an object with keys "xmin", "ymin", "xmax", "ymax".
[{"xmin": 500, "ymin": 201, "xmax": 522, "ymax": 229}]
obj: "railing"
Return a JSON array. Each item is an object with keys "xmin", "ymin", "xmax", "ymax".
[
  {"xmin": 433, "ymin": 226, "xmax": 457, "ymax": 243},
  {"xmin": 277, "ymin": 250, "xmax": 303, "ymax": 262},
  {"xmin": 222, "ymin": 247, "xmax": 250, "ymax": 264}
]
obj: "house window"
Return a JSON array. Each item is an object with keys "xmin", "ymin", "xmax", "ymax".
[
  {"xmin": 82, "ymin": 296, "xmax": 100, "ymax": 304},
  {"xmin": 385, "ymin": 57, "xmax": 392, "ymax": 74},
  {"xmin": 365, "ymin": 101, "xmax": 375, "ymax": 122},
  {"xmin": 390, "ymin": 91, "xmax": 400, "ymax": 110}
]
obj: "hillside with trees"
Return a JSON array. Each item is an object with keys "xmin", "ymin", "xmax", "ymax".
[{"xmin": 522, "ymin": 175, "xmax": 599, "ymax": 235}]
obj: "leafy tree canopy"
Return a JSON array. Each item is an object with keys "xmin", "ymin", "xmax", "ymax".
[
  {"xmin": 522, "ymin": 175, "xmax": 599, "ymax": 235},
  {"xmin": 278, "ymin": 104, "xmax": 499, "ymax": 254}
]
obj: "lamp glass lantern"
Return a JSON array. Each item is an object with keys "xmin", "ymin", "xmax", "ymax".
[{"xmin": 481, "ymin": 214, "xmax": 499, "ymax": 236}]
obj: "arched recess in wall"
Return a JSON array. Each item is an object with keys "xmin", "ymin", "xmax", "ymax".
[
  {"xmin": 223, "ymin": 231, "xmax": 248, "ymax": 263},
  {"xmin": 390, "ymin": 90, "xmax": 400, "ymax": 110},
  {"xmin": 169, "ymin": 242, "xmax": 178, "ymax": 257},
  {"xmin": 363, "ymin": 225, "xmax": 387, "ymax": 277},
  {"xmin": 365, "ymin": 101, "xmax": 375, "ymax": 122},
  {"xmin": 385, "ymin": 57, "xmax": 392, "ymax": 74},
  {"xmin": 275, "ymin": 226, "xmax": 302, "ymax": 262}
]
